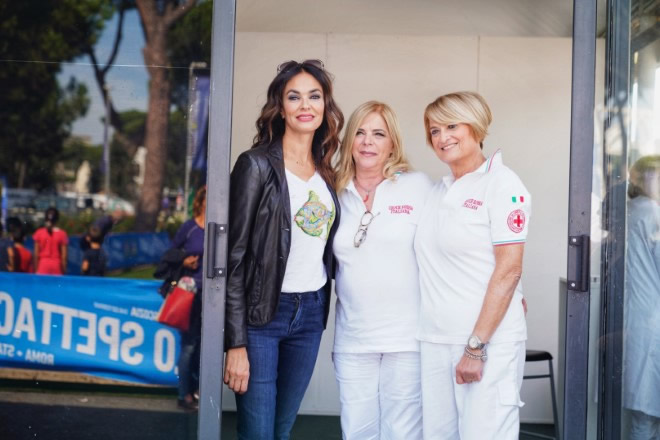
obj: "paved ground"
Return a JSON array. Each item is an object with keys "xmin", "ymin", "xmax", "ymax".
[
  {"xmin": 0, "ymin": 387, "xmax": 341, "ymax": 440},
  {"xmin": 0, "ymin": 385, "xmax": 554, "ymax": 440}
]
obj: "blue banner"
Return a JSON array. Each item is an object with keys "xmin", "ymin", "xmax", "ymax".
[
  {"xmin": 191, "ymin": 75, "xmax": 210, "ymax": 172},
  {"xmin": 103, "ymin": 232, "xmax": 171, "ymax": 270},
  {"xmin": 24, "ymin": 232, "xmax": 170, "ymax": 274},
  {"xmin": 0, "ymin": 176, "xmax": 7, "ymax": 228},
  {"xmin": 0, "ymin": 273, "xmax": 180, "ymax": 386}
]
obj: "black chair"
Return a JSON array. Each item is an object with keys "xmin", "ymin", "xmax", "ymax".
[{"xmin": 520, "ymin": 350, "xmax": 560, "ymax": 440}]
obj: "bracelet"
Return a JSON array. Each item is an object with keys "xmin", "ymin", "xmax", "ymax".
[{"xmin": 464, "ymin": 345, "xmax": 488, "ymax": 362}]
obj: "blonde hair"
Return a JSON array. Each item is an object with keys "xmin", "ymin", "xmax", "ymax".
[
  {"xmin": 335, "ymin": 101, "xmax": 410, "ymax": 192},
  {"xmin": 423, "ymin": 91, "xmax": 492, "ymax": 148},
  {"xmin": 628, "ymin": 155, "xmax": 660, "ymax": 199}
]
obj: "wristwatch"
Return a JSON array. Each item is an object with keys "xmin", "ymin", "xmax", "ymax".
[{"xmin": 467, "ymin": 334, "xmax": 486, "ymax": 351}]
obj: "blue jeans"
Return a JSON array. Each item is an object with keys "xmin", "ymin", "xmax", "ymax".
[
  {"xmin": 177, "ymin": 334, "xmax": 200, "ymax": 400},
  {"xmin": 236, "ymin": 288, "xmax": 326, "ymax": 440}
]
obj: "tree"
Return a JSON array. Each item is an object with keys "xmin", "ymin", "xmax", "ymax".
[
  {"xmin": 0, "ymin": 0, "xmax": 112, "ymax": 189},
  {"xmin": 133, "ymin": 0, "xmax": 197, "ymax": 231},
  {"xmin": 85, "ymin": 0, "xmax": 141, "ymax": 158},
  {"xmin": 86, "ymin": 0, "xmax": 197, "ymax": 231}
]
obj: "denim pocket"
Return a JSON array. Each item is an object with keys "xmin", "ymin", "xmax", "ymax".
[{"xmin": 315, "ymin": 288, "xmax": 328, "ymax": 307}]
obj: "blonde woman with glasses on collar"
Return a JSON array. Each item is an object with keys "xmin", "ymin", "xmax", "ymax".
[{"xmin": 332, "ymin": 101, "xmax": 432, "ymax": 439}]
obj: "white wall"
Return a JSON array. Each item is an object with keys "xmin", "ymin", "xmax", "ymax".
[{"xmin": 222, "ymin": 32, "xmax": 573, "ymax": 423}]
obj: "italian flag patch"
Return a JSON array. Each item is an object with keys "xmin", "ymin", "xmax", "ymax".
[{"xmin": 511, "ymin": 195, "xmax": 525, "ymax": 203}]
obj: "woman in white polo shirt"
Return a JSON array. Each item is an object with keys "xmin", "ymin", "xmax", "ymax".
[
  {"xmin": 333, "ymin": 101, "xmax": 432, "ymax": 439},
  {"xmin": 414, "ymin": 91, "xmax": 531, "ymax": 440}
]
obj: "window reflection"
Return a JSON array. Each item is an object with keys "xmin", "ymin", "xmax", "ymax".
[
  {"xmin": 623, "ymin": 156, "xmax": 660, "ymax": 440},
  {"xmin": 0, "ymin": 1, "xmax": 212, "ymax": 438},
  {"xmin": 622, "ymin": 22, "xmax": 660, "ymax": 439}
]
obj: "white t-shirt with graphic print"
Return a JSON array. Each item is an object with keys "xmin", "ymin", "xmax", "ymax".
[
  {"xmin": 333, "ymin": 171, "xmax": 433, "ymax": 353},
  {"xmin": 281, "ymin": 169, "xmax": 336, "ymax": 293},
  {"xmin": 414, "ymin": 150, "xmax": 531, "ymax": 345}
]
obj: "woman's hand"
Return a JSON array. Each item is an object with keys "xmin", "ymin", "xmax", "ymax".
[
  {"xmin": 455, "ymin": 353, "xmax": 484, "ymax": 385},
  {"xmin": 224, "ymin": 347, "xmax": 250, "ymax": 394},
  {"xmin": 183, "ymin": 255, "xmax": 199, "ymax": 270}
]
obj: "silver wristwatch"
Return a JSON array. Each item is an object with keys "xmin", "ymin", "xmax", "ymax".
[{"xmin": 467, "ymin": 334, "xmax": 486, "ymax": 351}]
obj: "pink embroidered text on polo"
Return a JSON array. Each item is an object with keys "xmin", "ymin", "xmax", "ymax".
[
  {"xmin": 463, "ymin": 199, "xmax": 484, "ymax": 210},
  {"xmin": 389, "ymin": 205, "xmax": 413, "ymax": 214}
]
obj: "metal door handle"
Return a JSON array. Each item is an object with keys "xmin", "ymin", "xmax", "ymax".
[
  {"xmin": 567, "ymin": 235, "xmax": 590, "ymax": 291},
  {"xmin": 206, "ymin": 222, "xmax": 227, "ymax": 278}
]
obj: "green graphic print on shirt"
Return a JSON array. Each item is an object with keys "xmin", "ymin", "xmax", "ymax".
[{"xmin": 294, "ymin": 190, "xmax": 335, "ymax": 240}]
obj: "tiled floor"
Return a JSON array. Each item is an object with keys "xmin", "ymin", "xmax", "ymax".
[{"xmin": 221, "ymin": 412, "xmax": 556, "ymax": 439}]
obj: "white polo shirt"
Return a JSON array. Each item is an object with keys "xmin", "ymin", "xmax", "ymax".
[
  {"xmin": 414, "ymin": 150, "xmax": 531, "ymax": 345},
  {"xmin": 333, "ymin": 171, "xmax": 433, "ymax": 353}
]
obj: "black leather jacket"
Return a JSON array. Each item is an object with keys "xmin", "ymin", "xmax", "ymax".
[{"xmin": 225, "ymin": 140, "xmax": 340, "ymax": 349}]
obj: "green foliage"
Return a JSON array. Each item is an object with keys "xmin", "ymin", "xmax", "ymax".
[
  {"xmin": 55, "ymin": 136, "xmax": 103, "ymax": 192},
  {"xmin": 165, "ymin": 109, "xmax": 188, "ymax": 191},
  {"xmin": 109, "ymin": 110, "xmax": 147, "ymax": 201},
  {"xmin": 0, "ymin": 0, "xmax": 113, "ymax": 189},
  {"xmin": 105, "ymin": 108, "xmax": 188, "ymax": 202},
  {"xmin": 58, "ymin": 211, "xmax": 98, "ymax": 235},
  {"xmin": 157, "ymin": 212, "xmax": 184, "ymax": 239},
  {"xmin": 54, "ymin": 212, "xmax": 136, "ymax": 235}
]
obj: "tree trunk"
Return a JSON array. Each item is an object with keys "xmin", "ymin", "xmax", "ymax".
[
  {"xmin": 134, "ymin": 0, "xmax": 196, "ymax": 231},
  {"xmin": 135, "ymin": 34, "xmax": 170, "ymax": 231}
]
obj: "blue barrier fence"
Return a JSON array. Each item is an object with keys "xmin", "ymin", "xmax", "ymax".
[
  {"xmin": 0, "ymin": 273, "xmax": 179, "ymax": 386},
  {"xmin": 24, "ymin": 232, "xmax": 171, "ymax": 274}
]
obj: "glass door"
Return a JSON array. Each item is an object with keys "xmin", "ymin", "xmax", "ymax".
[
  {"xmin": 564, "ymin": 0, "xmax": 659, "ymax": 439},
  {"xmin": 597, "ymin": 0, "xmax": 660, "ymax": 438}
]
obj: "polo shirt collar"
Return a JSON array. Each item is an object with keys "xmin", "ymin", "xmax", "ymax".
[
  {"xmin": 476, "ymin": 149, "xmax": 502, "ymax": 173},
  {"xmin": 348, "ymin": 174, "xmax": 397, "ymax": 200},
  {"xmin": 442, "ymin": 149, "xmax": 502, "ymax": 187}
]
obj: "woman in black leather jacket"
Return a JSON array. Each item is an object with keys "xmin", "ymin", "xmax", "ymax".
[{"xmin": 224, "ymin": 59, "xmax": 343, "ymax": 439}]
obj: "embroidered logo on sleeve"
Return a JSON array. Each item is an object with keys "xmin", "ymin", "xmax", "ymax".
[
  {"xmin": 463, "ymin": 199, "xmax": 483, "ymax": 210},
  {"xmin": 507, "ymin": 209, "xmax": 526, "ymax": 233},
  {"xmin": 388, "ymin": 205, "xmax": 413, "ymax": 214}
]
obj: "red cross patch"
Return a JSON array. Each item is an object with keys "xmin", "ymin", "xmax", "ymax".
[{"xmin": 507, "ymin": 209, "xmax": 526, "ymax": 233}]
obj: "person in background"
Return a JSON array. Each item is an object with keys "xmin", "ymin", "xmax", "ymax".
[
  {"xmin": 415, "ymin": 91, "xmax": 531, "ymax": 440},
  {"xmin": 332, "ymin": 101, "xmax": 431, "ymax": 439},
  {"xmin": 80, "ymin": 208, "xmax": 124, "ymax": 252},
  {"xmin": 33, "ymin": 207, "xmax": 69, "ymax": 275},
  {"xmin": 0, "ymin": 220, "xmax": 15, "ymax": 272},
  {"xmin": 7, "ymin": 217, "xmax": 33, "ymax": 273},
  {"xmin": 224, "ymin": 59, "xmax": 343, "ymax": 439},
  {"xmin": 170, "ymin": 186, "xmax": 206, "ymax": 410},
  {"xmin": 81, "ymin": 225, "xmax": 107, "ymax": 276},
  {"xmin": 623, "ymin": 155, "xmax": 660, "ymax": 440}
]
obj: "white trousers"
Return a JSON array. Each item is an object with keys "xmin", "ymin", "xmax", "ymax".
[
  {"xmin": 333, "ymin": 351, "xmax": 423, "ymax": 440},
  {"xmin": 420, "ymin": 341, "xmax": 525, "ymax": 440},
  {"xmin": 629, "ymin": 410, "xmax": 660, "ymax": 440}
]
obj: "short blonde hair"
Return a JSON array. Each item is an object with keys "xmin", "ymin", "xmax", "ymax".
[
  {"xmin": 628, "ymin": 155, "xmax": 660, "ymax": 199},
  {"xmin": 423, "ymin": 91, "xmax": 492, "ymax": 147},
  {"xmin": 335, "ymin": 101, "xmax": 410, "ymax": 192}
]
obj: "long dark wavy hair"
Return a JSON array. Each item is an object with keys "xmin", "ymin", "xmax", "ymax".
[{"xmin": 252, "ymin": 61, "xmax": 344, "ymax": 186}]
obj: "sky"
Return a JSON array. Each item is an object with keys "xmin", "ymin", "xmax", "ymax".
[{"xmin": 58, "ymin": 10, "xmax": 149, "ymax": 145}]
